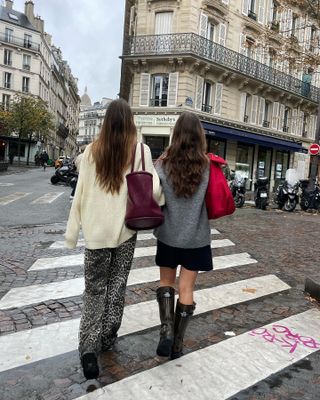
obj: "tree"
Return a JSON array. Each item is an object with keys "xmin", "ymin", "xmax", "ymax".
[{"xmin": 3, "ymin": 95, "xmax": 54, "ymax": 165}]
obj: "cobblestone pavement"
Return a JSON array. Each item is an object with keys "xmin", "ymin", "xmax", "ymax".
[{"xmin": 0, "ymin": 208, "xmax": 319, "ymax": 399}]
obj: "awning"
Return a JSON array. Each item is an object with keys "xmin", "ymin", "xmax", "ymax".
[{"xmin": 202, "ymin": 121, "xmax": 303, "ymax": 152}]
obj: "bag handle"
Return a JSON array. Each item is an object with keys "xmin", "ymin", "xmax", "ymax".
[{"xmin": 131, "ymin": 143, "xmax": 145, "ymax": 173}]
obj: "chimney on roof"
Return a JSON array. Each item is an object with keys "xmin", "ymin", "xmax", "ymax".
[
  {"xmin": 5, "ymin": 1, "xmax": 14, "ymax": 10},
  {"xmin": 24, "ymin": 1, "xmax": 35, "ymax": 22}
]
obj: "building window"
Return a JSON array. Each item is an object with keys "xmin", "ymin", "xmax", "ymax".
[
  {"xmin": 22, "ymin": 54, "xmax": 31, "ymax": 70},
  {"xmin": 236, "ymin": 143, "xmax": 254, "ymax": 190},
  {"xmin": 24, "ymin": 34, "xmax": 32, "ymax": 49},
  {"xmin": 302, "ymin": 114, "xmax": 308, "ymax": 138},
  {"xmin": 5, "ymin": 28, "xmax": 13, "ymax": 42},
  {"xmin": 144, "ymin": 136, "xmax": 169, "ymax": 160},
  {"xmin": 263, "ymin": 101, "xmax": 271, "ymax": 127},
  {"xmin": 283, "ymin": 107, "xmax": 290, "ymax": 132},
  {"xmin": 292, "ymin": 15, "xmax": 298, "ymax": 37},
  {"xmin": 310, "ymin": 26, "xmax": 317, "ymax": 52},
  {"xmin": 4, "ymin": 49, "xmax": 12, "ymax": 66},
  {"xmin": 2, "ymin": 94, "xmax": 11, "ymax": 110},
  {"xmin": 202, "ymin": 81, "xmax": 212, "ymax": 113},
  {"xmin": 151, "ymin": 75, "xmax": 168, "ymax": 107},
  {"xmin": 244, "ymin": 94, "xmax": 251, "ymax": 122},
  {"xmin": 4, "ymin": 72, "xmax": 12, "ymax": 89},
  {"xmin": 22, "ymin": 77, "xmax": 30, "ymax": 93},
  {"xmin": 248, "ymin": 0, "xmax": 257, "ymax": 20},
  {"xmin": 274, "ymin": 151, "xmax": 289, "ymax": 188},
  {"xmin": 155, "ymin": 12, "xmax": 173, "ymax": 34}
]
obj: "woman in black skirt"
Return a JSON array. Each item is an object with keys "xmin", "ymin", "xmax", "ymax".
[{"xmin": 154, "ymin": 112, "xmax": 212, "ymax": 359}]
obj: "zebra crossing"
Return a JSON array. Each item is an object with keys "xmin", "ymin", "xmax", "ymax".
[
  {"xmin": 0, "ymin": 191, "xmax": 66, "ymax": 206},
  {"xmin": 0, "ymin": 228, "xmax": 319, "ymax": 400}
]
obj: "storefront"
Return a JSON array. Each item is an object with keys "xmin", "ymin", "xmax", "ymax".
[{"xmin": 202, "ymin": 121, "xmax": 304, "ymax": 192}]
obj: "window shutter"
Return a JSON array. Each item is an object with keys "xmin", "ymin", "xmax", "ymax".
[
  {"xmin": 239, "ymin": 92, "xmax": 247, "ymax": 122},
  {"xmin": 258, "ymin": 0, "xmax": 266, "ymax": 25},
  {"xmin": 250, "ymin": 95, "xmax": 259, "ymax": 124},
  {"xmin": 218, "ymin": 23, "xmax": 227, "ymax": 47},
  {"xmin": 268, "ymin": 0, "xmax": 274, "ymax": 24},
  {"xmin": 279, "ymin": 10, "xmax": 286, "ymax": 35},
  {"xmin": 304, "ymin": 23, "xmax": 311, "ymax": 50},
  {"xmin": 291, "ymin": 109, "xmax": 298, "ymax": 134},
  {"xmin": 129, "ymin": 6, "xmax": 135, "ymax": 36},
  {"xmin": 139, "ymin": 73, "xmax": 150, "ymax": 107},
  {"xmin": 214, "ymin": 83, "xmax": 223, "ymax": 115},
  {"xmin": 167, "ymin": 72, "xmax": 179, "ymax": 107},
  {"xmin": 286, "ymin": 9, "xmax": 293, "ymax": 37},
  {"xmin": 279, "ymin": 104, "xmax": 285, "ymax": 131},
  {"xmin": 242, "ymin": 0, "xmax": 249, "ymax": 16},
  {"xmin": 312, "ymin": 116, "xmax": 318, "ymax": 139},
  {"xmin": 298, "ymin": 17, "xmax": 305, "ymax": 45},
  {"xmin": 298, "ymin": 111, "xmax": 304, "ymax": 137},
  {"xmin": 258, "ymin": 97, "xmax": 265, "ymax": 126},
  {"xmin": 195, "ymin": 76, "xmax": 204, "ymax": 110},
  {"xmin": 239, "ymin": 33, "xmax": 247, "ymax": 56},
  {"xmin": 199, "ymin": 12, "xmax": 208, "ymax": 37},
  {"xmin": 271, "ymin": 102, "xmax": 279, "ymax": 129}
]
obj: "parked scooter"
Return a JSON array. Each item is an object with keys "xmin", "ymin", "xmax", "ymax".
[
  {"xmin": 254, "ymin": 177, "xmax": 269, "ymax": 210},
  {"xmin": 274, "ymin": 169, "xmax": 299, "ymax": 212},
  {"xmin": 299, "ymin": 179, "xmax": 320, "ymax": 211},
  {"xmin": 230, "ymin": 170, "xmax": 247, "ymax": 208},
  {"xmin": 50, "ymin": 163, "xmax": 78, "ymax": 185}
]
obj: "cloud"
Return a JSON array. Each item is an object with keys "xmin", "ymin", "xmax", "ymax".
[{"xmin": 12, "ymin": 0, "xmax": 125, "ymax": 102}]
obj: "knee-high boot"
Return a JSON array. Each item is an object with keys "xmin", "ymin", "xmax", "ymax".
[
  {"xmin": 171, "ymin": 300, "xmax": 196, "ymax": 359},
  {"xmin": 156, "ymin": 286, "xmax": 175, "ymax": 357}
]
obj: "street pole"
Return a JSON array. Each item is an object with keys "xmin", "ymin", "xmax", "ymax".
[{"xmin": 309, "ymin": 104, "xmax": 320, "ymax": 188}]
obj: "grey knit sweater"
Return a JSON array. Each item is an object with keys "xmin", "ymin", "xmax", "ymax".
[{"xmin": 153, "ymin": 162, "xmax": 210, "ymax": 249}]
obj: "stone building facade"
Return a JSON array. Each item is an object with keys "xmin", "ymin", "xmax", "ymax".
[
  {"xmin": 120, "ymin": 0, "xmax": 320, "ymax": 191},
  {"xmin": 0, "ymin": 0, "xmax": 80, "ymax": 162}
]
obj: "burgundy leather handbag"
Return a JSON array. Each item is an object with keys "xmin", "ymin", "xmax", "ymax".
[{"xmin": 125, "ymin": 143, "xmax": 164, "ymax": 230}]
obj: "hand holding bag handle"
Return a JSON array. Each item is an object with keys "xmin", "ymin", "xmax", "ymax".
[{"xmin": 125, "ymin": 143, "xmax": 164, "ymax": 230}]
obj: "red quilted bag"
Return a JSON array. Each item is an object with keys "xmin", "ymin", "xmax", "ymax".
[{"xmin": 205, "ymin": 153, "xmax": 235, "ymax": 220}]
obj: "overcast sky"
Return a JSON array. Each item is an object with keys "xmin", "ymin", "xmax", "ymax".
[{"xmin": 13, "ymin": 0, "xmax": 125, "ymax": 103}]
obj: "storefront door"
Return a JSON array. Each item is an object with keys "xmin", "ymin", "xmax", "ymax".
[
  {"xmin": 144, "ymin": 136, "xmax": 169, "ymax": 160},
  {"xmin": 257, "ymin": 147, "xmax": 272, "ymax": 180},
  {"xmin": 236, "ymin": 142, "xmax": 254, "ymax": 190},
  {"xmin": 274, "ymin": 150, "xmax": 290, "ymax": 189}
]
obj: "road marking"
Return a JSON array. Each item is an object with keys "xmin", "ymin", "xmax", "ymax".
[
  {"xmin": 0, "ymin": 252, "xmax": 257, "ymax": 309},
  {"xmin": 31, "ymin": 192, "xmax": 64, "ymax": 204},
  {"xmin": 0, "ymin": 183, "xmax": 14, "ymax": 187},
  {"xmin": 0, "ymin": 275, "xmax": 290, "ymax": 373},
  {"xmin": 74, "ymin": 309, "xmax": 320, "ymax": 400},
  {"xmin": 49, "ymin": 229, "xmax": 221, "ymax": 249},
  {"xmin": 0, "ymin": 192, "xmax": 30, "ymax": 205},
  {"xmin": 29, "ymin": 245, "xmax": 249, "ymax": 273}
]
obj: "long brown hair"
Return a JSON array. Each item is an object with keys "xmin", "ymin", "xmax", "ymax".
[
  {"xmin": 162, "ymin": 112, "xmax": 208, "ymax": 198},
  {"xmin": 91, "ymin": 99, "xmax": 137, "ymax": 194}
]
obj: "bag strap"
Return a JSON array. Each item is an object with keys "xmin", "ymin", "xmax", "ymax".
[{"xmin": 130, "ymin": 143, "xmax": 145, "ymax": 173}]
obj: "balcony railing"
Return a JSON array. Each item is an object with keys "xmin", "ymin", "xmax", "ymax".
[
  {"xmin": 57, "ymin": 123, "xmax": 69, "ymax": 139},
  {"xmin": 150, "ymin": 98, "xmax": 168, "ymax": 107},
  {"xmin": 0, "ymin": 33, "xmax": 40, "ymax": 52},
  {"xmin": 123, "ymin": 33, "xmax": 320, "ymax": 103},
  {"xmin": 202, "ymin": 103, "xmax": 212, "ymax": 113}
]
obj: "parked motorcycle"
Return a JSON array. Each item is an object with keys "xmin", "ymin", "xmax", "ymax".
[
  {"xmin": 274, "ymin": 169, "xmax": 299, "ymax": 212},
  {"xmin": 230, "ymin": 170, "xmax": 247, "ymax": 208},
  {"xmin": 299, "ymin": 179, "xmax": 320, "ymax": 211},
  {"xmin": 50, "ymin": 164, "xmax": 78, "ymax": 185},
  {"xmin": 254, "ymin": 177, "xmax": 269, "ymax": 210}
]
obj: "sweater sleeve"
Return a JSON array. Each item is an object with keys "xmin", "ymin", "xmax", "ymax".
[
  {"xmin": 143, "ymin": 144, "xmax": 165, "ymax": 206},
  {"xmin": 64, "ymin": 159, "xmax": 85, "ymax": 249}
]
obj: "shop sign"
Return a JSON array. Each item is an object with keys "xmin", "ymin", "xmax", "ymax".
[{"xmin": 135, "ymin": 115, "xmax": 179, "ymax": 127}]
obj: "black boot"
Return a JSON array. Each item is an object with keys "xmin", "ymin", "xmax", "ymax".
[
  {"xmin": 81, "ymin": 352, "xmax": 99, "ymax": 380},
  {"xmin": 171, "ymin": 300, "xmax": 196, "ymax": 359},
  {"xmin": 156, "ymin": 286, "xmax": 175, "ymax": 357}
]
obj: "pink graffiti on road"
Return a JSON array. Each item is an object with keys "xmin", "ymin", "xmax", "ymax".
[{"xmin": 249, "ymin": 324, "xmax": 320, "ymax": 353}]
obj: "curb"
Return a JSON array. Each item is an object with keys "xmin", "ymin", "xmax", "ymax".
[{"xmin": 305, "ymin": 277, "xmax": 320, "ymax": 301}]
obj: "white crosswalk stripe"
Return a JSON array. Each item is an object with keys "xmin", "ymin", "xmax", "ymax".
[
  {"xmin": 74, "ymin": 309, "xmax": 320, "ymax": 400},
  {"xmin": 0, "ymin": 192, "xmax": 31, "ymax": 205},
  {"xmin": 50, "ymin": 229, "xmax": 221, "ymax": 249},
  {"xmin": 31, "ymin": 192, "xmax": 64, "ymax": 204},
  {"xmin": 0, "ymin": 275, "xmax": 290, "ymax": 373},
  {"xmin": 30, "ymin": 239, "xmax": 236, "ymax": 271}
]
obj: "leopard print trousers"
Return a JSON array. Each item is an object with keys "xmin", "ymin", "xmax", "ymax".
[{"xmin": 79, "ymin": 234, "xmax": 137, "ymax": 356}]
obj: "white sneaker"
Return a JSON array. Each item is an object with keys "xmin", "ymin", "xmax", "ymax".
[{"xmin": 69, "ymin": 195, "xmax": 74, "ymax": 200}]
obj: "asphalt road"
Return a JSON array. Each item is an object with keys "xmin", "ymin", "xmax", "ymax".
[{"xmin": 0, "ymin": 167, "xmax": 72, "ymax": 227}]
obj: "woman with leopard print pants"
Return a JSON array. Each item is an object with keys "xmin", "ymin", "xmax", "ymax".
[{"xmin": 65, "ymin": 99, "xmax": 164, "ymax": 380}]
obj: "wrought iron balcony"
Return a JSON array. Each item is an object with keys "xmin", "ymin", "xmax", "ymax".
[
  {"xmin": 0, "ymin": 33, "xmax": 40, "ymax": 52},
  {"xmin": 123, "ymin": 33, "xmax": 320, "ymax": 103},
  {"xmin": 57, "ymin": 123, "xmax": 69, "ymax": 139},
  {"xmin": 150, "ymin": 98, "xmax": 168, "ymax": 107},
  {"xmin": 263, "ymin": 120, "xmax": 270, "ymax": 128}
]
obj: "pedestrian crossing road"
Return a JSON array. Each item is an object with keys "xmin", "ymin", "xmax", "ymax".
[{"xmin": 0, "ymin": 228, "xmax": 319, "ymax": 400}]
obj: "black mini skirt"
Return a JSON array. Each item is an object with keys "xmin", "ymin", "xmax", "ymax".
[{"xmin": 155, "ymin": 240, "xmax": 213, "ymax": 272}]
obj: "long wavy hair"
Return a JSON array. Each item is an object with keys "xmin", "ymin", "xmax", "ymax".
[
  {"xmin": 162, "ymin": 112, "xmax": 209, "ymax": 198},
  {"xmin": 91, "ymin": 99, "xmax": 137, "ymax": 194}
]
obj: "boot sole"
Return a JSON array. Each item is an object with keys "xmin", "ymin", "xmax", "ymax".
[
  {"xmin": 81, "ymin": 353, "xmax": 99, "ymax": 380},
  {"xmin": 156, "ymin": 338, "xmax": 173, "ymax": 357}
]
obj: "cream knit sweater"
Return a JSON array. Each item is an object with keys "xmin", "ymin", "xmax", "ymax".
[{"xmin": 64, "ymin": 143, "xmax": 164, "ymax": 249}]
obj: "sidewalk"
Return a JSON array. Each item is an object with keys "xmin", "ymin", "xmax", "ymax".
[{"xmin": 0, "ymin": 163, "xmax": 39, "ymax": 175}]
